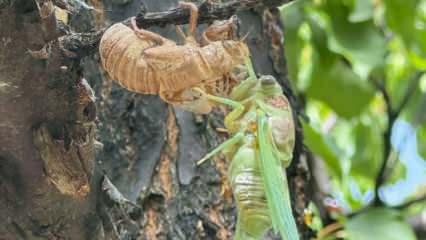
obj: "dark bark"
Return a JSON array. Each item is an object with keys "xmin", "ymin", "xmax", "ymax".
[
  {"xmin": 0, "ymin": 0, "xmax": 311, "ymax": 239},
  {"xmin": 0, "ymin": 3, "xmax": 100, "ymax": 239}
]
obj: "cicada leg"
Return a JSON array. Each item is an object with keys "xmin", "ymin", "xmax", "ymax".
[
  {"xmin": 158, "ymin": 87, "xmax": 211, "ymax": 113},
  {"xmin": 178, "ymin": 89, "xmax": 213, "ymax": 114},
  {"xmin": 177, "ymin": 1, "xmax": 199, "ymax": 46},
  {"xmin": 228, "ymin": 58, "xmax": 258, "ymax": 101},
  {"xmin": 192, "ymin": 87, "xmax": 246, "ymax": 129},
  {"xmin": 175, "ymin": 25, "xmax": 187, "ymax": 42},
  {"xmin": 131, "ymin": 17, "xmax": 175, "ymax": 46},
  {"xmin": 196, "ymin": 132, "xmax": 244, "ymax": 166}
]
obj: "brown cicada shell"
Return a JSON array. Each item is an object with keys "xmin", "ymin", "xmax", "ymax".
[{"xmin": 99, "ymin": 2, "xmax": 250, "ymax": 113}]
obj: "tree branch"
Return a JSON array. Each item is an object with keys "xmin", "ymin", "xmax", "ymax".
[
  {"xmin": 133, "ymin": 0, "xmax": 292, "ymax": 28},
  {"xmin": 61, "ymin": 0, "xmax": 293, "ymax": 58},
  {"xmin": 347, "ymin": 73, "xmax": 425, "ymax": 217},
  {"xmin": 393, "ymin": 195, "xmax": 426, "ymax": 210},
  {"xmin": 346, "ymin": 195, "xmax": 425, "ymax": 221},
  {"xmin": 371, "ymin": 78, "xmax": 396, "ymax": 206},
  {"xmin": 371, "ymin": 72, "xmax": 423, "ymax": 206}
]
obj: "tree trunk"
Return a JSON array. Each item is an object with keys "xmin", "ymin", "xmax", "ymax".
[{"xmin": 0, "ymin": 0, "xmax": 311, "ymax": 239}]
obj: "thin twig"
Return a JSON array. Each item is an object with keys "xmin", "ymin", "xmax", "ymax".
[{"xmin": 393, "ymin": 195, "xmax": 426, "ymax": 210}]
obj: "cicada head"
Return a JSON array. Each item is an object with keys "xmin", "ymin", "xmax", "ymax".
[
  {"xmin": 203, "ymin": 15, "xmax": 240, "ymax": 42},
  {"xmin": 222, "ymin": 40, "xmax": 250, "ymax": 66},
  {"xmin": 258, "ymin": 75, "xmax": 283, "ymax": 96}
]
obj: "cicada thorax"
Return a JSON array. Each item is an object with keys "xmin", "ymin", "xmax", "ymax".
[
  {"xmin": 264, "ymin": 94, "xmax": 295, "ymax": 166},
  {"xmin": 205, "ymin": 63, "xmax": 248, "ymax": 113},
  {"xmin": 228, "ymin": 138, "xmax": 271, "ymax": 239}
]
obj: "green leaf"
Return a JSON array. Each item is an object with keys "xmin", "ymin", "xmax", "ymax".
[
  {"xmin": 384, "ymin": 0, "xmax": 426, "ymax": 69},
  {"xmin": 322, "ymin": 0, "xmax": 387, "ymax": 79},
  {"xmin": 346, "ymin": 208, "xmax": 417, "ymax": 240},
  {"xmin": 281, "ymin": 1, "xmax": 377, "ymax": 116},
  {"xmin": 400, "ymin": 78, "xmax": 425, "ymax": 123},
  {"xmin": 280, "ymin": 0, "xmax": 307, "ymax": 84},
  {"xmin": 302, "ymin": 121, "xmax": 343, "ymax": 179},
  {"xmin": 350, "ymin": 117, "xmax": 383, "ymax": 179},
  {"xmin": 386, "ymin": 38, "xmax": 416, "ymax": 105},
  {"xmin": 349, "ymin": 0, "xmax": 374, "ymax": 22},
  {"xmin": 306, "ymin": 54, "xmax": 375, "ymax": 118},
  {"xmin": 299, "ymin": 14, "xmax": 376, "ymax": 118}
]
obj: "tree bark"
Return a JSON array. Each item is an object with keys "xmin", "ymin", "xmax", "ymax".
[{"xmin": 0, "ymin": 0, "xmax": 311, "ymax": 239}]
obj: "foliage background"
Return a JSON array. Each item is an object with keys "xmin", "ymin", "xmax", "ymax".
[{"xmin": 280, "ymin": 0, "xmax": 426, "ymax": 239}]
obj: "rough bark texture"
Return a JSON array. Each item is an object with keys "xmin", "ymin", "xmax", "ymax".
[
  {"xmin": 0, "ymin": 0, "xmax": 312, "ymax": 239},
  {"xmin": 0, "ymin": 1, "xmax": 101, "ymax": 239}
]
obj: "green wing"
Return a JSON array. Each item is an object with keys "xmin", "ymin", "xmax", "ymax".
[{"xmin": 256, "ymin": 110, "xmax": 300, "ymax": 240}]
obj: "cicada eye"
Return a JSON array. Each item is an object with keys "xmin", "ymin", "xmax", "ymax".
[{"xmin": 259, "ymin": 75, "xmax": 276, "ymax": 86}]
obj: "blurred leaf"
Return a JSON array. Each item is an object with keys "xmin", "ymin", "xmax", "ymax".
[
  {"xmin": 322, "ymin": 0, "xmax": 386, "ymax": 79},
  {"xmin": 384, "ymin": 0, "xmax": 426, "ymax": 69},
  {"xmin": 280, "ymin": 0, "xmax": 306, "ymax": 84},
  {"xmin": 346, "ymin": 208, "xmax": 417, "ymax": 240},
  {"xmin": 402, "ymin": 197, "xmax": 426, "ymax": 217},
  {"xmin": 306, "ymin": 54, "xmax": 375, "ymax": 118},
  {"xmin": 340, "ymin": 177, "xmax": 369, "ymax": 210},
  {"xmin": 282, "ymin": 2, "xmax": 375, "ymax": 117},
  {"xmin": 349, "ymin": 0, "xmax": 374, "ymax": 22},
  {"xmin": 302, "ymin": 121, "xmax": 343, "ymax": 178},
  {"xmin": 400, "ymin": 78, "xmax": 425, "ymax": 122},
  {"xmin": 350, "ymin": 117, "xmax": 383, "ymax": 180},
  {"xmin": 412, "ymin": 93, "xmax": 426, "ymax": 124},
  {"xmin": 303, "ymin": 15, "xmax": 375, "ymax": 118},
  {"xmin": 386, "ymin": 38, "xmax": 416, "ymax": 105}
]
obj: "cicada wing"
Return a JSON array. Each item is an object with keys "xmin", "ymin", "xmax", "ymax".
[{"xmin": 257, "ymin": 110, "xmax": 299, "ymax": 240}]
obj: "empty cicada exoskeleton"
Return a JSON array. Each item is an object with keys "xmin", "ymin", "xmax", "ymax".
[{"xmin": 99, "ymin": 2, "xmax": 250, "ymax": 113}]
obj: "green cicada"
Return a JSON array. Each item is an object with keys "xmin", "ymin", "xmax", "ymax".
[{"xmin": 196, "ymin": 61, "xmax": 299, "ymax": 240}]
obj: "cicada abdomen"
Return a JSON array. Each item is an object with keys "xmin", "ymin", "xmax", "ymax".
[
  {"xmin": 99, "ymin": 22, "xmax": 160, "ymax": 94},
  {"xmin": 228, "ymin": 136, "xmax": 271, "ymax": 240}
]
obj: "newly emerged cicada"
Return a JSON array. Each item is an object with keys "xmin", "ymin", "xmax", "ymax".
[
  {"xmin": 99, "ymin": 2, "xmax": 249, "ymax": 113},
  {"xmin": 197, "ymin": 62, "xmax": 299, "ymax": 240}
]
